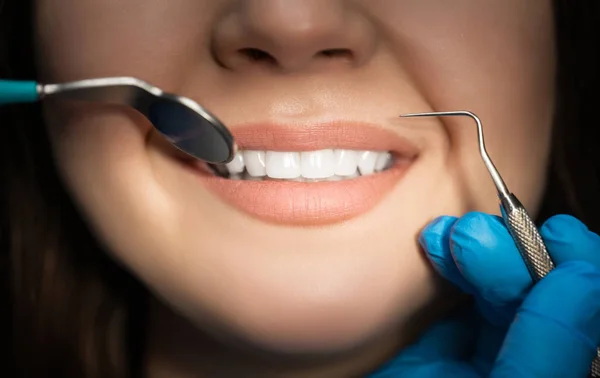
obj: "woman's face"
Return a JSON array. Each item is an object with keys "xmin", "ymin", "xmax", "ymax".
[{"xmin": 35, "ymin": 0, "xmax": 555, "ymax": 354}]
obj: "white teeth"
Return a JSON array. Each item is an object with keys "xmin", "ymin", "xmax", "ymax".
[
  {"xmin": 226, "ymin": 151, "xmax": 245, "ymax": 174},
  {"xmin": 301, "ymin": 149, "xmax": 336, "ymax": 179},
  {"xmin": 357, "ymin": 151, "xmax": 378, "ymax": 176},
  {"xmin": 243, "ymin": 150, "xmax": 267, "ymax": 177},
  {"xmin": 375, "ymin": 152, "xmax": 392, "ymax": 171},
  {"xmin": 219, "ymin": 149, "xmax": 394, "ymax": 181},
  {"xmin": 266, "ymin": 152, "xmax": 301, "ymax": 179},
  {"xmin": 333, "ymin": 150, "xmax": 359, "ymax": 176}
]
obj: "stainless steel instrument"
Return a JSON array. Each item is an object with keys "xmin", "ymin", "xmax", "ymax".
[{"xmin": 0, "ymin": 77, "xmax": 236, "ymax": 164}]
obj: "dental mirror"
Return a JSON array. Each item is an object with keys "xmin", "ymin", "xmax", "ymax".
[{"xmin": 0, "ymin": 77, "xmax": 236, "ymax": 164}]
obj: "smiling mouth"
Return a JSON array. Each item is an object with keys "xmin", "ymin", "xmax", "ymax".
[
  {"xmin": 213, "ymin": 149, "xmax": 396, "ymax": 182},
  {"xmin": 192, "ymin": 122, "xmax": 419, "ymax": 225}
]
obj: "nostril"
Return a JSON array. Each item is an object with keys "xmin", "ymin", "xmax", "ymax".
[
  {"xmin": 319, "ymin": 48, "xmax": 354, "ymax": 61},
  {"xmin": 230, "ymin": 47, "xmax": 356, "ymax": 70},
  {"xmin": 319, "ymin": 49, "xmax": 353, "ymax": 58},
  {"xmin": 238, "ymin": 48, "xmax": 277, "ymax": 65}
]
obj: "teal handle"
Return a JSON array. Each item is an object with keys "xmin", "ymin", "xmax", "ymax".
[{"xmin": 0, "ymin": 80, "xmax": 39, "ymax": 105}]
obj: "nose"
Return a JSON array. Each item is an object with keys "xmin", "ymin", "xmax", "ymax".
[{"xmin": 212, "ymin": 0, "xmax": 377, "ymax": 73}]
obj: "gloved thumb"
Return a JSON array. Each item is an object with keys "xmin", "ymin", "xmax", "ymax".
[{"xmin": 491, "ymin": 261, "xmax": 600, "ymax": 378}]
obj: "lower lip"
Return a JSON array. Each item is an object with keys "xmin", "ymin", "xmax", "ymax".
[{"xmin": 195, "ymin": 159, "xmax": 413, "ymax": 226}]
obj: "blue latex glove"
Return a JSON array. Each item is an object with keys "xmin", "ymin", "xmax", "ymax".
[{"xmin": 369, "ymin": 214, "xmax": 600, "ymax": 377}]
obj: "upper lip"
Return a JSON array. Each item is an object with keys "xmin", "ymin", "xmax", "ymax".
[{"xmin": 228, "ymin": 121, "xmax": 420, "ymax": 157}]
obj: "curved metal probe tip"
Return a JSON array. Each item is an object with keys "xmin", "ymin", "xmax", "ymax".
[{"xmin": 400, "ymin": 110, "xmax": 510, "ymax": 199}]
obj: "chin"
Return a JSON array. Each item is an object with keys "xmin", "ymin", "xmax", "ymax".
[{"xmin": 148, "ymin": 224, "xmax": 448, "ymax": 356}]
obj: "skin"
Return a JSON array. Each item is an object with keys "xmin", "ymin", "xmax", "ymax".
[{"xmin": 34, "ymin": 1, "xmax": 555, "ymax": 376}]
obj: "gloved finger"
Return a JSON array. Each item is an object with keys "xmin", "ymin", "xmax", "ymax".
[
  {"xmin": 421, "ymin": 213, "xmax": 534, "ymax": 325},
  {"xmin": 491, "ymin": 261, "xmax": 600, "ymax": 378},
  {"xmin": 419, "ymin": 216, "xmax": 475, "ymax": 294},
  {"xmin": 368, "ymin": 307, "xmax": 479, "ymax": 377},
  {"xmin": 540, "ymin": 214, "xmax": 600, "ymax": 268},
  {"xmin": 448, "ymin": 212, "xmax": 533, "ymax": 324}
]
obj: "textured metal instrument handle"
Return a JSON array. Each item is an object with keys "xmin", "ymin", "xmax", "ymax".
[
  {"xmin": 592, "ymin": 350, "xmax": 600, "ymax": 377},
  {"xmin": 500, "ymin": 194, "xmax": 600, "ymax": 377},
  {"xmin": 501, "ymin": 195, "xmax": 554, "ymax": 281}
]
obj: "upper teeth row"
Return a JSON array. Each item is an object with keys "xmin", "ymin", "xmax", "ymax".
[{"xmin": 224, "ymin": 149, "xmax": 393, "ymax": 179}]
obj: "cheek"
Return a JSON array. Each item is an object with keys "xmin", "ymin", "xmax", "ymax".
[
  {"xmin": 43, "ymin": 102, "xmax": 183, "ymax": 268},
  {"xmin": 34, "ymin": 0, "xmax": 215, "ymax": 85},
  {"xmin": 385, "ymin": 1, "xmax": 556, "ymax": 214},
  {"xmin": 44, "ymin": 102, "xmax": 151, "ymax": 179}
]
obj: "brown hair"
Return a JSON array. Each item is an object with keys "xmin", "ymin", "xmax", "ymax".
[
  {"xmin": 2, "ymin": 1, "xmax": 599, "ymax": 377},
  {"xmin": 1, "ymin": 2, "xmax": 148, "ymax": 377}
]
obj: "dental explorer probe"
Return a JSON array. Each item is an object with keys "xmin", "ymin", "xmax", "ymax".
[{"xmin": 400, "ymin": 110, "xmax": 600, "ymax": 378}]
